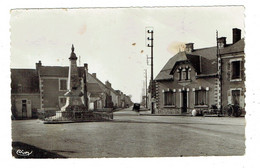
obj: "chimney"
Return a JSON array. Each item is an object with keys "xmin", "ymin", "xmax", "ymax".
[
  {"xmin": 217, "ymin": 37, "xmax": 226, "ymax": 48},
  {"xmin": 105, "ymin": 81, "xmax": 111, "ymax": 88},
  {"xmin": 233, "ymin": 28, "xmax": 241, "ymax": 44},
  {"xmin": 36, "ymin": 60, "xmax": 42, "ymax": 68},
  {"xmin": 36, "ymin": 60, "xmax": 42, "ymax": 75},
  {"xmin": 185, "ymin": 43, "xmax": 194, "ymax": 53},
  {"xmin": 84, "ymin": 63, "xmax": 88, "ymax": 70},
  {"xmin": 92, "ymin": 73, "xmax": 96, "ymax": 78}
]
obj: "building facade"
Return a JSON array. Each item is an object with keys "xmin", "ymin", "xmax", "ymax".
[
  {"xmin": 154, "ymin": 28, "xmax": 245, "ymax": 115},
  {"xmin": 11, "ymin": 69, "xmax": 40, "ymax": 119}
]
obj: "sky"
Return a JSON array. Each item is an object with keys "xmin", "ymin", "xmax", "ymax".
[{"xmin": 10, "ymin": 6, "xmax": 244, "ymax": 103}]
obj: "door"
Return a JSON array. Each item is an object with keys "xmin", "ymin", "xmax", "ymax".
[
  {"xmin": 22, "ymin": 100, "xmax": 27, "ymax": 118},
  {"xmin": 94, "ymin": 101, "xmax": 98, "ymax": 110},
  {"xmin": 182, "ymin": 91, "xmax": 187, "ymax": 113}
]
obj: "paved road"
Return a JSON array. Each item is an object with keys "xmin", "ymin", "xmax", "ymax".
[{"xmin": 12, "ymin": 108, "xmax": 245, "ymax": 158}]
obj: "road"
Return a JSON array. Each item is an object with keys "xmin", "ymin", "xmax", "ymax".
[{"xmin": 12, "ymin": 108, "xmax": 245, "ymax": 158}]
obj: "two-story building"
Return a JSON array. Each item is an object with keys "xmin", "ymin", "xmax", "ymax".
[
  {"xmin": 219, "ymin": 28, "xmax": 245, "ymax": 110},
  {"xmin": 154, "ymin": 28, "xmax": 244, "ymax": 115}
]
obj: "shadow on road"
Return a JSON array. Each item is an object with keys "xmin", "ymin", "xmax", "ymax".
[
  {"xmin": 112, "ymin": 119, "xmax": 244, "ymax": 126},
  {"xmin": 12, "ymin": 141, "xmax": 66, "ymax": 158}
]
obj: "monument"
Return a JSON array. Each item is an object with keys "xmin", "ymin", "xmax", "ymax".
[
  {"xmin": 43, "ymin": 45, "xmax": 113, "ymax": 123},
  {"xmin": 61, "ymin": 44, "xmax": 86, "ymax": 113}
]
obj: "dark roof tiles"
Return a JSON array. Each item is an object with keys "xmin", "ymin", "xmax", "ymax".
[
  {"xmin": 11, "ymin": 69, "xmax": 39, "ymax": 93},
  {"xmin": 38, "ymin": 66, "xmax": 85, "ymax": 77}
]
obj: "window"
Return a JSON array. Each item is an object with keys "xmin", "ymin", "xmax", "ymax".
[
  {"xmin": 195, "ymin": 90, "xmax": 206, "ymax": 105},
  {"xmin": 187, "ymin": 68, "xmax": 191, "ymax": 80},
  {"xmin": 164, "ymin": 91, "xmax": 175, "ymax": 106},
  {"xmin": 18, "ymin": 84, "xmax": 22, "ymax": 93},
  {"xmin": 182, "ymin": 69, "xmax": 187, "ymax": 80},
  {"xmin": 59, "ymin": 97, "xmax": 67, "ymax": 107},
  {"xmin": 177, "ymin": 66, "xmax": 191, "ymax": 81},
  {"xmin": 231, "ymin": 61, "xmax": 241, "ymax": 79},
  {"xmin": 232, "ymin": 90, "xmax": 240, "ymax": 105},
  {"xmin": 177, "ymin": 69, "xmax": 181, "ymax": 81},
  {"xmin": 59, "ymin": 79, "xmax": 67, "ymax": 91}
]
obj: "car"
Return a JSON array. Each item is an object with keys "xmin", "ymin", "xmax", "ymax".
[{"xmin": 132, "ymin": 103, "xmax": 140, "ymax": 112}]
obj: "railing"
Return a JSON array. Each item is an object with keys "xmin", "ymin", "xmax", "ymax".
[{"xmin": 43, "ymin": 111, "xmax": 113, "ymax": 122}]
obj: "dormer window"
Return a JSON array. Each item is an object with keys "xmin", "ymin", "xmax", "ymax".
[
  {"xmin": 182, "ymin": 68, "xmax": 187, "ymax": 80},
  {"xmin": 187, "ymin": 67, "xmax": 191, "ymax": 80},
  {"xmin": 177, "ymin": 68, "xmax": 182, "ymax": 81},
  {"xmin": 177, "ymin": 66, "xmax": 191, "ymax": 81}
]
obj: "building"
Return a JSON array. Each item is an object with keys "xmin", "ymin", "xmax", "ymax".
[
  {"xmin": 11, "ymin": 69, "xmax": 40, "ymax": 119},
  {"xmin": 219, "ymin": 28, "xmax": 245, "ymax": 110},
  {"xmin": 11, "ymin": 46, "xmax": 132, "ymax": 118},
  {"xmin": 154, "ymin": 28, "xmax": 245, "ymax": 115}
]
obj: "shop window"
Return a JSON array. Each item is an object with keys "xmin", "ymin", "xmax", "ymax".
[
  {"xmin": 195, "ymin": 90, "xmax": 206, "ymax": 105},
  {"xmin": 164, "ymin": 91, "xmax": 175, "ymax": 106}
]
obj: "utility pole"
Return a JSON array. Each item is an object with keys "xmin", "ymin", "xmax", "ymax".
[
  {"xmin": 146, "ymin": 27, "xmax": 154, "ymax": 114},
  {"xmin": 144, "ymin": 69, "xmax": 148, "ymax": 109},
  {"xmin": 216, "ymin": 30, "xmax": 222, "ymax": 113}
]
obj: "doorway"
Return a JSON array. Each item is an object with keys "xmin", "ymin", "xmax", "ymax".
[
  {"xmin": 182, "ymin": 91, "xmax": 187, "ymax": 113},
  {"xmin": 22, "ymin": 100, "xmax": 27, "ymax": 118}
]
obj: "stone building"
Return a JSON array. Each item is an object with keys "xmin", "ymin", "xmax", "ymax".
[
  {"xmin": 154, "ymin": 28, "xmax": 245, "ymax": 115},
  {"xmin": 219, "ymin": 28, "xmax": 245, "ymax": 110}
]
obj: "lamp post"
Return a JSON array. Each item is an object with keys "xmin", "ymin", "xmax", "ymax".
[{"xmin": 146, "ymin": 27, "xmax": 154, "ymax": 114}]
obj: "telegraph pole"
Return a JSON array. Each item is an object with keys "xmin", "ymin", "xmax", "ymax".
[
  {"xmin": 216, "ymin": 30, "xmax": 222, "ymax": 113},
  {"xmin": 144, "ymin": 69, "xmax": 148, "ymax": 109},
  {"xmin": 146, "ymin": 27, "xmax": 154, "ymax": 114}
]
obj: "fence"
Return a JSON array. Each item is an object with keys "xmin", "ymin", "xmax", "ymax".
[{"xmin": 43, "ymin": 111, "xmax": 113, "ymax": 122}]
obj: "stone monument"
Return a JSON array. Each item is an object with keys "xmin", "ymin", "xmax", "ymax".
[{"xmin": 61, "ymin": 44, "xmax": 87, "ymax": 116}]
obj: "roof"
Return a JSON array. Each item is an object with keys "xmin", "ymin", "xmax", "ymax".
[
  {"xmin": 87, "ymin": 83, "xmax": 103, "ymax": 94},
  {"xmin": 11, "ymin": 69, "xmax": 39, "ymax": 93},
  {"xmin": 220, "ymin": 38, "xmax": 244, "ymax": 55},
  {"xmin": 155, "ymin": 38, "xmax": 245, "ymax": 81},
  {"xmin": 169, "ymin": 52, "xmax": 201, "ymax": 75},
  {"xmin": 88, "ymin": 73, "xmax": 118, "ymax": 95},
  {"xmin": 38, "ymin": 66, "xmax": 85, "ymax": 77},
  {"xmin": 155, "ymin": 46, "xmax": 218, "ymax": 81}
]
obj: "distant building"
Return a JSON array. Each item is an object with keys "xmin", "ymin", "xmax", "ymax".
[{"xmin": 154, "ymin": 28, "xmax": 245, "ymax": 115}]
